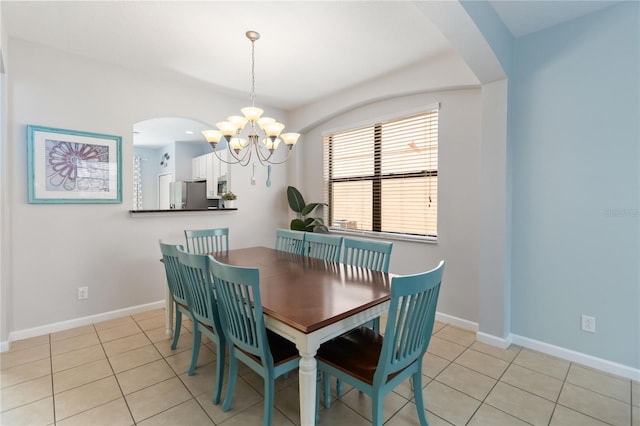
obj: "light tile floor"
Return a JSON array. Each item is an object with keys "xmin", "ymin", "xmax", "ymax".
[{"xmin": 1, "ymin": 308, "xmax": 638, "ymax": 425}]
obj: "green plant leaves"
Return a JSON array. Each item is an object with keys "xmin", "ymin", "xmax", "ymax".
[
  {"xmin": 301, "ymin": 202, "xmax": 326, "ymax": 216},
  {"xmin": 287, "ymin": 186, "xmax": 329, "ymax": 233},
  {"xmin": 287, "ymin": 186, "xmax": 305, "ymax": 213}
]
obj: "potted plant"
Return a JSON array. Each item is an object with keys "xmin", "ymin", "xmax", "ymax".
[
  {"xmin": 221, "ymin": 191, "xmax": 237, "ymax": 208},
  {"xmin": 287, "ymin": 186, "xmax": 328, "ymax": 232}
]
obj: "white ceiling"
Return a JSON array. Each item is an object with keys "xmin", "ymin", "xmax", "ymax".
[{"xmin": 3, "ymin": 1, "xmax": 619, "ymax": 147}]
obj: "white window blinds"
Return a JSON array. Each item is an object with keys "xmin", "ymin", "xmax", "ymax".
[{"xmin": 323, "ymin": 109, "xmax": 438, "ymax": 238}]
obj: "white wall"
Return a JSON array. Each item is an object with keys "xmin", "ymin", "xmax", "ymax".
[
  {"xmin": 300, "ymin": 88, "xmax": 482, "ymax": 325},
  {"xmin": 0, "ymin": 5, "xmax": 10, "ymax": 348},
  {"xmin": 4, "ymin": 39, "xmax": 291, "ymax": 339}
]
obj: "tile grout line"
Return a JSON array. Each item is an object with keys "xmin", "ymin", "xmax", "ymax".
[
  {"xmin": 462, "ymin": 344, "xmax": 525, "ymax": 426},
  {"xmin": 547, "ymin": 361, "xmax": 572, "ymax": 426},
  {"xmin": 51, "ymin": 323, "xmax": 126, "ymax": 425},
  {"xmin": 100, "ymin": 318, "xmax": 140, "ymax": 425},
  {"xmin": 159, "ymin": 316, "xmax": 219, "ymax": 426},
  {"xmin": 49, "ymin": 332, "xmax": 57, "ymax": 425}
]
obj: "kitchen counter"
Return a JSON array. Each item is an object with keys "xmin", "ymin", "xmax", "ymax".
[{"xmin": 128, "ymin": 208, "xmax": 237, "ymax": 217}]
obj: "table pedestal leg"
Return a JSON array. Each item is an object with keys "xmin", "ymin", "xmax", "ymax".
[
  {"xmin": 298, "ymin": 348, "xmax": 318, "ymax": 426},
  {"xmin": 165, "ymin": 283, "xmax": 173, "ymax": 339}
]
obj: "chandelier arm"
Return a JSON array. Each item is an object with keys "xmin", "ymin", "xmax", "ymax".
[
  {"xmin": 227, "ymin": 145, "xmax": 253, "ymax": 165},
  {"xmin": 213, "ymin": 149, "xmax": 241, "ymax": 165},
  {"xmin": 253, "ymin": 142, "xmax": 275, "ymax": 163},
  {"xmin": 264, "ymin": 149, "xmax": 294, "ymax": 165},
  {"xmin": 253, "ymin": 143, "xmax": 293, "ymax": 165}
]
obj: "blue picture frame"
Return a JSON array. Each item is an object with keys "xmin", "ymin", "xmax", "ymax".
[{"xmin": 27, "ymin": 125, "xmax": 122, "ymax": 204}]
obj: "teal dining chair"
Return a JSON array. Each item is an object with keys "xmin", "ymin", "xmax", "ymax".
[
  {"xmin": 158, "ymin": 241, "xmax": 193, "ymax": 351},
  {"xmin": 209, "ymin": 257, "xmax": 300, "ymax": 426},
  {"xmin": 342, "ymin": 237, "xmax": 393, "ymax": 273},
  {"xmin": 304, "ymin": 233, "xmax": 343, "ymax": 262},
  {"xmin": 184, "ymin": 228, "xmax": 229, "ymax": 254},
  {"xmin": 343, "ymin": 238, "xmax": 393, "ymax": 334},
  {"xmin": 274, "ymin": 228, "xmax": 305, "ymax": 255},
  {"xmin": 317, "ymin": 261, "xmax": 445, "ymax": 426},
  {"xmin": 176, "ymin": 248, "xmax": 226, "ymax": 404}
]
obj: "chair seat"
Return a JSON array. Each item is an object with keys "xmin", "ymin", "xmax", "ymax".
[
  {"xmin": 239, "ymin": 329, "xmax": 299, "ymax": 366},
  {"xmin": 317, "ymin": 326, "xmax": 398, "ymax": 385}
]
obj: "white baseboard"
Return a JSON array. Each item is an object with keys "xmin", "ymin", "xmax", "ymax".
[
  {"xmin": 434, "ymin": 312, "xmax": 639, "ymax": 381},
  {"xmin": 2, "ymin": 301, "xmax": 165, "ymax": 351},
  {"xmin": 476, "ymin": 331, "xmax": 512, "ymax": 349},
  {"xmin": 435, "ymin": 312, "xmax": 478, "ymax": 332},
  {"xmin": 511, "ymin": 334, "xmax": 640, "ymax": 382}
]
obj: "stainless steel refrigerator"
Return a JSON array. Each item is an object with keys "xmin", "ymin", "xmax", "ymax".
[{"xmin": 169, "ymin": 181, "xmax": 209, "ymax": 210}]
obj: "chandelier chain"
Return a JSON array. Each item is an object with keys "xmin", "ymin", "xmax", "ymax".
[{"xmin": 250, "ymin": 38, "xmax": 256, "ymax": 106}]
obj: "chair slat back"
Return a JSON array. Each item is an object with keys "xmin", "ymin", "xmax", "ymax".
[
  {"xmin": 304, "ymin": 233, "xmax": 343, "ymax": 262},
  {"xmin": 185, "ymin": 228, "xmax": 229, "ymax": 254},
  {"xmin": 275, "ymin": 229, "xmax": 305, "ymax": 255},
  {"xmin": 210, "ymin": 258, "xmax": 272, "ymax": 365},
  {"xmin": 177, "ymin": 249, "xmax": 223, "ymax": 334},
  {"xmin": 342, "ymin": 238, "xmax": 393, "ymax": 272},
  {"xmin": 374, "ymin": 261, "xmax": 444, "ymax": 386},
  {"xmin": 159, "ymin": 241, "xmax": 189, "ymax": 306}
]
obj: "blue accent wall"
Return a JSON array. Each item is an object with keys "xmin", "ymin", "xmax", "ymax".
[{"xmin": 510, "ymin": 1, "xmax": 639, "ymax": 367}]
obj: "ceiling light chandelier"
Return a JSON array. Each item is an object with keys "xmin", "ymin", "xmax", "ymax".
[{"xmin": 202, "ymin": 30, "xmax": 300, "ymax": 166}]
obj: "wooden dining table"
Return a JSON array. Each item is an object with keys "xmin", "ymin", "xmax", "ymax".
[{"xmin": 164, "ymin": 246, "xmax": 392, "ymax": 426}]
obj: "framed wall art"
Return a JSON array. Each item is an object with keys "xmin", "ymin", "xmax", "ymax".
[{"xmin": 27, "ymin": 125, "xmax": 122, "ymax": 204}]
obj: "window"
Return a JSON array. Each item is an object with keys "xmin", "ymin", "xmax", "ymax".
[{"xmin": 323, "ymin": 109, "xmax": 438, "ymax": 240}]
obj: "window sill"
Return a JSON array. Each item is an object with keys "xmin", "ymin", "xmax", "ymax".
[{"xmin": 329, "ymin": 228, "xmax": 437, "ymax": 244}]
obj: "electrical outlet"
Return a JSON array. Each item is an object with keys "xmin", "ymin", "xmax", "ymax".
[
  {"xmin": 581, "ymin": 315, "xmax": 596, "ymax": 333},
  {"xmin": 77, "ymin": 286, "xmax": 89, "ymax": 300}
]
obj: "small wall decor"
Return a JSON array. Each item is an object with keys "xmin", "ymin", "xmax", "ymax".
[
  {"xmin": 27, "ymin": 125, "xmax": 122, "ymax": 203},
  {"xmin": 160, "ymin": 152, "xmax": 170, "ymax": 167}
]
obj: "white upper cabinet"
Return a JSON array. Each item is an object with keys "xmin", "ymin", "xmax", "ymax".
[{"xmin": 192, "ymin": 151, "xmax": 229, "ymax": 199}]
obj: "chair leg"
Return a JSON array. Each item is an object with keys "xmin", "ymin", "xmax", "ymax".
[
  {"xmin": 170, "ymin": 305, "xmax": 182, "ymax": 350},
  {"xmin": 222, "ymin": 356, "xmax": 238, "ymax": 412},
  {"xmin": 315, "ymin": 371, "xmax": 321, "ymax": 425},
  {"xmin": 372, "ymin": 317, "xmax": 380, "ymax": 333},
  {"xmin": 336, "ymin": 377, "xmax": 343, "ymax": 398},
  {"xmin": 188, "ymin": 327, "xmax": 201, "ymax": 376},
  {"xmin": 323, "ymin": 372, "xmax": 331, "ymax": 408},
  {"xmin": 372, "ymin": 393, "xmax": 384, "ymax": 426},
  {"xmin": 212, "ymin": 339, "xmax": 225, "ymax": 405},
  {"xmin": 412, "ymin": 372, "xmax": 429, "ymax": 426},
  {"xmin": 263, "ymin": 372, "xmax": 275, "ymax": 426}
]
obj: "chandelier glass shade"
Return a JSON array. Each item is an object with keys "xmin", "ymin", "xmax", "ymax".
[{"xmin": 202, "ymin": 30, "xmax": 300, "ymax": 166}]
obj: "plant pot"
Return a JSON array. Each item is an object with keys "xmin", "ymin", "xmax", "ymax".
[{"xmin": 224, "ymin": 200, "xmax": 235, "ymax": 208}]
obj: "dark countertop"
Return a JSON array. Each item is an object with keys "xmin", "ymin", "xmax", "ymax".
[{"xmin": 129, "ymin": 208, "xmax": 237, "ymax": 214}]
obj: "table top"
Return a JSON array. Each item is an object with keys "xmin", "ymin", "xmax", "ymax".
[{"xmin": 212, "ymin": 246, "xmax": 391, "ymax": 334}]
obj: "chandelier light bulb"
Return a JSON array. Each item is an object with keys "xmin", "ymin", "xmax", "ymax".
[
  {"xmin": 281, "ymin": 133, "xmax": 300, "ymax": 148},
  {"xmin": 257, "ymin": 117, "xmax": 276, "ymax": 130},
  {"xmin": 229, "ymin": 137, "xmax": 247, "ymax": 153},
  {"xmin": 216, "ymin": 121, "xmax": 237, "ymax": 138},
  {"xmin": 241, "ymin": 107, "xmax": 264, "ymax": 122},
  {"xmin": 262, "ymin": 138, "xmax": 281, "ymax": 151},
  {"xmin": 264, "ymin": 122, "xmax": 285, "ymax": 138},
  {"xmin": 202, "ymin": 130, "xmax": 223, "ymax": 148},
  {"xmin": 227, "ymin": 115, "xmax": 248, "ymax": 132}
]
